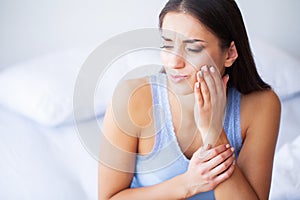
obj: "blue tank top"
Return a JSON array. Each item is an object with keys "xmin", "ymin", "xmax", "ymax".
[{"xmin": 130, "ymin": 73, "xmax": 242, "ymax": 199}]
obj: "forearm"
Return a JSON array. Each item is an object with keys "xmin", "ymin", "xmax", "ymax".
[
  {"xmin": 212, "ymin": 129, "xmax": 230, "ymax": 146},
  {"xmin": 214, "ymin": 165, "xmax": 258, "ymax": 200},
  {"xmin": 108, "ymin": 173, "xmax": 189, "ymax": 200},
  {"xmin": 202, "ymin": 129, "xmax": 230, "ymax": 147},
  {"xmin": 212, "ymin": 130, "xmax": 259, "ymax": 199}
]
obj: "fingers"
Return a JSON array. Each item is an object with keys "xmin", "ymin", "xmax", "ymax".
[
  {"xmin": 189, "ymin": 144, "xmax": 236, "ymax": 191},
  {"xmin": 200, "ymin": 156, "xmax": 235, "ymax": 189},
  {"xmin": 194, "ymin": 144, "xmax": 236, "ymax": 189},
  {"xmin": 209, "ymin": 152, "xmax": 235, "ymax": 177},
  {"xmin": 202, "ymin": 146, "xmax": 235, "ymax": 186},
  {"xmin": 210, "ymin": 66, "xmax": 224, "ymax": 99},
  {"xmin": 194, "ymin": 65, "xmax": 227, "ymax": 107},
  {"xmin": 203, "ymin": 66, "xmax": 217, "ymax": 100},
  {"xmin": 193, "ymin": 143, "xmax": 212, "ymax": 162},
  {"xmin": 213, "ymin": 160, "xmax": 235, "ymax": 186},
  {"xmin": 194, "ymin": 68, "xmax": 210, "ymax": 106},
  {"xmin": 206, "ymin": 66, "xmax": 228, "ymax": 99},
  {"xmin": 201, "ymin": 66, "xmax": 217, "ymax": 105},
  {"xmin": 195, "ymin": 143, "xmax": 231, "ymax": 162},
  {"xmin": 207, "ymin": 146, "xmax": 234, "ymax": 169},
  {"xmin": 194, "ymin": 71, "xmax": 204, "ymax": 107},
  {"xmin": 204, "ymin": 144, "xmax": 231, "ymax": 161},
  {"xmin": 199, "ymin": 65, "xmax": 229, "ymax": 93}
]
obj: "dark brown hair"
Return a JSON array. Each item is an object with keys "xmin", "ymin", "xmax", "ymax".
[{"xmin": 159, "ymin": 0, "xmax": 270, "ymax": 94}]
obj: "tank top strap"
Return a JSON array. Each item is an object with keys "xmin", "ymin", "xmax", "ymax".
[
  {"xmin": 149, "ymin": 73, "xmax": 177, "ymax": 148},
  {"xmin": 224, "ymin": 87, "xmax": 243, "ymax": 157}
]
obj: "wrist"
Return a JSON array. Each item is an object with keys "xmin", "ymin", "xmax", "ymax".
[
  {"xmin": 179, "ymin": 172, "xmax": 197, "ymax": 199},
  {"xmin": 200, "ymin": 128, "xmax": 228, "ymax": 147},
  {"xmin": 212, "ymin": 129, "xmax": 229, "ymax": 146},
  {"xmin": 200, "ymin": 128, "xmax": 219, "ymax": 145}
]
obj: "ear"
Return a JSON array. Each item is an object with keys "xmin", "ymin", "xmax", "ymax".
[{"xmin": 224, "ymin": 41, "xmax": 238, "ymax": 67}]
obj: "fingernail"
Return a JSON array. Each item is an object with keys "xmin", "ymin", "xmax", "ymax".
[
  {"xmin": 201, "ymin": 65, "xmax": 208, "ymax": 71},
  {"xmin": 209, "ymin": 66, "xmax": 215, "ymax": 73},
  {"xmin": 203, "ymin": 144, "xmax": 209, "ymax": 149},
  {"xmin": 196, "ymin": 82, "xmax": 200, "ymax": 88},
  {"xmin": 232, "ymin": 153, "xmax": 235, "ymax": 158},
  {"xmin": 231, "ymin": 147, "xmax": 234, "ymax": 152},
  {"xmin": 198, "ymin": 71, "xmax": 203, "ymax": 77},
  {"xmin": 225, "ymin": 144, "xmax": 230, "ymax": 148}
]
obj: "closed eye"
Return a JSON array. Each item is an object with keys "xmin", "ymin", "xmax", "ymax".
[
  {"xmin": 186, "ymin": 46, "xmax": 204, "ymax": 53},
  {"xmin": 160, "ymin": 45, "xmax": 174, "ymax": 49},
  {"xmin": 186, "ymin": 48, "xmax": 203, "ymax": 53}
]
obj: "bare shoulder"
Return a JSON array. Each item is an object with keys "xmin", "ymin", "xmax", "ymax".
[
  {"xmin": 101, "ymin": 76, "xmax": 152, "ymax": 155},
  {"xmin": 113, "ymin": 77, "xmax": 150, "ymax": 100},
  {"xmin": 242, "ymin": 89, "xmax": 281, "ymax": 114},
  {"xmin": 241, "ymin": 89, "xmax": 281, "ymax": 138},
  {"xmin": 100, "ymin": 77, "xmax": 151, "ymax": 174},
  {"xmin": 112, "ymin": 76, "xmax": 152, "ymax": 114},
  {"xmin": 110, "ymin": 76, "xmax": 153, "ymax": 131}
]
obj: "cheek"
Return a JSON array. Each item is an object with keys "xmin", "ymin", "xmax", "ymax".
[
  {"xmin": 185, "ymin": 51, "xmax": 217, "ymax": 70},
  {"xmin": 194, "ymin": 48, "xmax": 226, "ymax": 74},
  {"xmin": 209, "ymin": 54, "xmax": 227, "ymax": 75},
  {"xmin": 186, "ymin": 55, "xmax": 208, "ymax": 70}
]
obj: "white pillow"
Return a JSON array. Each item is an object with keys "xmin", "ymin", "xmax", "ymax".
[
  {"xmin": 270, "ymin": 135, "xmax": 300, "ymax": 199},
  {"xmin": 0, "ymin": 47, "xmax": 160, "ymax": 127},
  {"xmin": 0, "ymin": 46, "xmax": 101, "ymax": 126},
  {"xmin": 252, "ymin": 38, "xmax": 300, "ymax": 99}
]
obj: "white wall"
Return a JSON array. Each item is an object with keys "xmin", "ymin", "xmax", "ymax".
[
  {"xmin": 236, "ymin": 0, "xmax": 300, "ymax": 59},
  {"xmin": 0, "ymin": 0, "xmax": 299, "ymax": 68},
  {"xmin": 0, "ymin": 0, "xmax": 167, "ymax": 68}
]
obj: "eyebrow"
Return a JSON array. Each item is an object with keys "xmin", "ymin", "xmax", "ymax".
[
  {"xmin": 161, "ymin": 35, "xmax": 205, "ymax": 43},
  {"xmin": 182, "ymin": 39, "xmax": 205, "ymax": 43},
  {"xmin": 161, "ymin": 36, "xmax": 173, "ymax": 42}
]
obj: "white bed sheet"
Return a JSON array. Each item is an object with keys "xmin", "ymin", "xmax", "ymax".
[
  {"xmin": 276, "ymin": 94, "xmax": 300, "ymax": 150},
  {"xmin": 270, "ymin": 94, "xmax": 300, "ymax": 200},
  {"xmin": 0, "ymin": 105, "xmax": 98, "ymax": 200}
]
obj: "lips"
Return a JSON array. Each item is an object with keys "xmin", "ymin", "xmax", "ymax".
[{"xmin": 169, "ymin": 74, "xmax": 189, "ymax": 83}]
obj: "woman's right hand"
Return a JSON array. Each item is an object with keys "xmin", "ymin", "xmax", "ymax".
[
  {"xmin": 183, "ymin": 144, "xmax": 235, "ymax": 197},
  {"xmin": 194, "ymin": 66, "xmax": 229, "ymax": 146}
]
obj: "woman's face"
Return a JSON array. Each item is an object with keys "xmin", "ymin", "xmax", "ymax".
[{"xmin": 161, "ymin": 12, "xmax": 229, "ymax": 95}]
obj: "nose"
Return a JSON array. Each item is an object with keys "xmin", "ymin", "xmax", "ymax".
[{"xmin": 165, "ymin": 50, "xmax": 185, "ymax": 69}]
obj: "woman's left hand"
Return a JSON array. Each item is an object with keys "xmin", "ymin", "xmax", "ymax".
[{"xmin": 194, "ymin": 65, "xmax": 229, "ymax": 146}]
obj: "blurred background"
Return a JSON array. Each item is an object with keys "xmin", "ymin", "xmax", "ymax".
[
  {"xmin": 0, "ymin": 1, "xmax": 300, "ymax": 200},
  {"xmin": 0, "ymin": 0, "xmax": 299, "ymax": 68}
]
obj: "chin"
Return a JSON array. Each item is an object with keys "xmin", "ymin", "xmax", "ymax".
[{"xmin": 167, "ymin": 78, "xmax": 194, "ymax": 95}]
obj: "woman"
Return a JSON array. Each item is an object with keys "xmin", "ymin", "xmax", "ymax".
[{"xmin": 99, "ymin": 0, "xmax": 281, "ymax": 199}]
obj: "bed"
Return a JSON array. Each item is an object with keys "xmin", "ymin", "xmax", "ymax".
[
  {"xmin": 0, "ymin": 36, "xmax": 300, "ymax": 200},
  {"xmin": 0, "ymin": 47, "xmax": 99, "ymax": 200}
]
